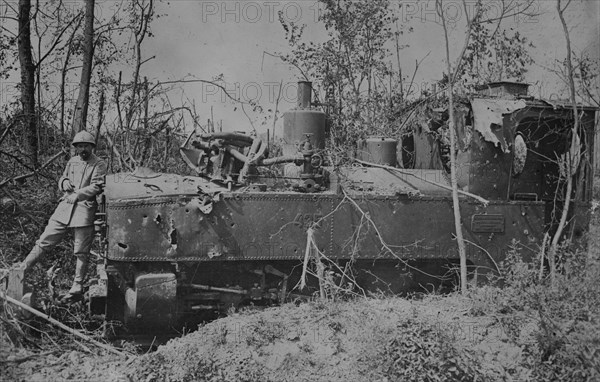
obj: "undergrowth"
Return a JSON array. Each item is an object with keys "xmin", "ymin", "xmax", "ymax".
[
  {"xmin": 378, "ymin": 318, "xmax": 486, "ymax": 381},
  {"xmin": 468, "ymin": 236, "xmax": 600, "ymax": 381}
]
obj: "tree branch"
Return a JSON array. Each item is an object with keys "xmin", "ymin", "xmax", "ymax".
[
  {"xmin": 0, "ymin": 293, "xmax": 128, "ymax": 358},
  {"xmin": 0, "ymin": 148, "xmax": 66, "ymax": 188}
]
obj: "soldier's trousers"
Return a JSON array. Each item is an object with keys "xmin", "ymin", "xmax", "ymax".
[{"xmin": 26, "ymin": 219, "xmax": 94, "ymax": 266}]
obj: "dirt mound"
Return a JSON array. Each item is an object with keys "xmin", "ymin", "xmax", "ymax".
[
  {"xmin": 0, "ymin": 295, "xmax": 539, "ymax": 382},
  {"xmin": 127, "ymin": 296, "xmax": 533, "ymax": 382},
  {"xmin": 0, "ymin": 346, "xmax": 129, "ymax": 382}
]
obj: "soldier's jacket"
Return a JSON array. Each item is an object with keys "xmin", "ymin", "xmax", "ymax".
[{"xmin": 50, "ymin": 153, "xmax": 107, "ymax": 227}]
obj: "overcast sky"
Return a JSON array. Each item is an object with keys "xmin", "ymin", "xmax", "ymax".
[
  {"xmin": 1, "ymin": 0, "xmax": 598, "ymax": 136},
  {"xmin": 138, "ymin": 0, "xmax": 599, "ymax": 135}
]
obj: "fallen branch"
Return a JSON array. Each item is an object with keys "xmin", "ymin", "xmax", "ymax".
[
  {"xmin": 0, "ymin": 292, "xmax": 128, "ymax": 358},
  {"xmin": 0, "ymin": 120, "xmax": 16, "ymax": 146},
  {"xmin": 0, "ymin": 149, "xmax": 67, "ymax": 188},
  {"xmin": 0, "ymin": 150, "xmax": 37, "ymax": 173},
  {"xmin": 353, "ymin": 158, "xmax": 489, "ymax": 206},
  {"xmin": 300, "ymin": 227, "xmax": 315, "ymax": 291},
  {"xmin": 298, "ymin": 228, "xmax": 365, "ymax": 299}
]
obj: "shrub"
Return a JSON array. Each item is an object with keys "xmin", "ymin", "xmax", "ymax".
[
  {"xmin": 377, "ymin": 318, "xmax": 486, "ymax": 381},
  {"xmin": 474, "ymin": 237, "xmax": 600, "ymax": 381}
]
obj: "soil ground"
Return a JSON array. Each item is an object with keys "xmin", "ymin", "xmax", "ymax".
[{"xmin": 1, "ymin": 294, "xmax": 538, "ymax": 382}]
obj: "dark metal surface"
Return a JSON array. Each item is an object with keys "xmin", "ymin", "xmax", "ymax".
[
  {"xmin": 357, "ymin": 137, "xmax": 398, "ymax": 167},
  {"xmin": 98, "ymin": 91, "xmax": 596, "ymax": 338},
  {"xmin": 283, "ymin": 109, "xmax": 327, "ymax": 153},
  {"xmin": 106, "ymin": 193, "xmax": 334, "ymax": 262},
  {"xmin": 105, "ymin": 185, "xmax": 544, "ymax": 272},
  {"xmin": 471, "ymin": 214, "xmax": 505, "ymax": 233},
  {"xmin": 124, "ymin": 273, "xmax": 177, "ymax": 329}
]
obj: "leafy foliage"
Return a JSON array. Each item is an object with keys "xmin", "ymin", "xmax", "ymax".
[
  {"xmin": 468, "ymin": 238, "xmax": 600, "ymax": 381},
  {"xmin": 279, "ymin": 0, "xmax": 405, "ymax": 156},
  {"xmin": 460, "ymin": 22, "xmax": 534, "ymax": 88},
  {"xmin": 0, "ymin": 32, "xmax": 16, "ymax": 80},
  {"xmin": 378, "ymin": 318, "xmax": 486, "ymax": 381},
  {"xmin": 572, "ymin": 54, "xmax": 600, "ymax": 107}
]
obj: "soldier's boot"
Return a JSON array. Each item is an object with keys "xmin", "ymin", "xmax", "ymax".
[
  {"xmin": 3, "ymin": 245, "xmax": 43, "ymax": 308},
  {"xmin": 67, "ymin": 256, "xmax": 88, "ymax": 296},
  {"xmin": 16, "ymin": 245, "xmax": 45, "ymax": 272}
]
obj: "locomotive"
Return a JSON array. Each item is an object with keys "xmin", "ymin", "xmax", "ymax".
[{"xmin": 89, "ymin": 81, "xmax": 595, "ymax": 339}]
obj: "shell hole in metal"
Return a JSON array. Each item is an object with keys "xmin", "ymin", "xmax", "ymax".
[{"xmin": 170, "ymin": 228, "xmax": 177, "ymax": 245}]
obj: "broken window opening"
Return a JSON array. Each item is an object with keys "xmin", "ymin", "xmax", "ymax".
[{"xmin": 401, "ymin": 135, "xmax": 415, "ymax": 169}]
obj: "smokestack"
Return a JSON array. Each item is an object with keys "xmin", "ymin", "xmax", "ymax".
[{"xmin": 297, "ymin": 81, "xmax": 312, "ymax": 109}]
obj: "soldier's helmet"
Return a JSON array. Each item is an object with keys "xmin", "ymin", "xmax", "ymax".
[{"xmin": 72, "ymin": 131, "xmax": 96, "ymax": 146}]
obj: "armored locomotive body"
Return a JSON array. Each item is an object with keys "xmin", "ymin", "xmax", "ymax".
[{"xmin": 92, "ymin": 82, "xmax": 596, "ymax": 338}]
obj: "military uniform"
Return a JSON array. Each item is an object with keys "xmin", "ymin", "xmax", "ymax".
[
  {"xmin": 31, "ymin": 154, "xmax": 107, "ymax": 258},
  {"xmin": 22, "ymin": 131, "xmax": 107, "ymax": 296}
]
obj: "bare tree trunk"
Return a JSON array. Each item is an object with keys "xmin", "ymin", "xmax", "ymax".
[
  {"xmin": 163, "ymin": 119, "xmax": 172, "ymax": 172},
  {"xmin": 435, "ymin": 0, "xmax": 485, "ymax": 292},
  {"xmin": 94, "ymin": 91, "xmax": 105, "ymax": 146},
  {"xmin": 71, "ymin": 0, "xmax": 95, "ymax": 134},
  {"xmin": 549, "ymin": 0, "xmax": 581, "ymax": 287},
  {"xmin": 60, "ymin": 19, "xmax": 82, "ymax": 135},
  {"xmin": 438, "ymin": 1, "xmax": 468, "ymax": 294},
  {"xmin": 126, "ymin": 0, "xmax": 154, "ymax": 130},
  {"xmin": 115, "ymin": 71, "xmax": 124, "ymax": 131},
  {"xmin": 17, "ymin": 0, "xmax": 38, "ymax": 166},
  {"xmin": 60, "ymin": 44, "xmax": 71, "ymax": 136},
  {"xmin": 394, "ymin": 21, "xmax": 404, "ymax": 103},
  {"xmin": 35, "ymin": 46, "xmax": 42, "ymax": 153},
  {"xmin": 140, "ymin": 77, "xmax": 150, "ymax": 167}
]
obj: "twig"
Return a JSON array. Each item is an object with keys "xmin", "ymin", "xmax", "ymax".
[
  {"xmin": 272, "ymin": 79, "xmax": 283, "ymax": 136},
  {"xmin": 241, "ymin": 103, "xmax": 257, "ymax": 134},
  {"xmin": 461, "ymin": 238, "xmax": 500, "ymax": 273},
  {"xmin": 104, "ymin": 131, "xmax": 132, "ymax": 172},
  {"xmin": 405, "ymin": 52, "xmax": 431, "ymax": 97},
  {"xmin": 0, "ymin": 150, "xmax": 37, "ymax": 173},
  {"xmin": 0, "ymin": 293, "xmax": 128, "ymax": 358},
  {"xmin": 303, "ymin": 268, "xmax": 364, "ymax": 299},
  {"xmin": 341, "ymin": 188, "xmax": 447, "ymax": 280},
  {"xmin": 315, "ymin": 243, "xmax": 326, "ymax": 299},
  {"xmin": 353, "ymin": 158, "xmax": 489, "ymax": 206},
  {"xmin": 298, "ymin": 223, "xmax": 367, "ymax": 299},
  {"xmin": 0, "ymin": 120, "xmax": 16, "ymax": 146},
  {"xmin": 0, "ymin": 149, "xmax": 66, "ymax": 188},
  {"xmin": 539, "ymin": 232, "xmax": 550, "ymax": 281},
  {"xmin": 317, "ymin": 246, "xmax": 367, "ymax": 297},
  {"xmin": 156, "ymin": 78, "xmax": 250, "ymax": 105},
  {"xmin": 300, "ymin": 227, "xmax": 314, "ymax": 291}
]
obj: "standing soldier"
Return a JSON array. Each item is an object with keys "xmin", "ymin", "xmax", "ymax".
[{"xmin": 18, "ymin": 131, "xmax": 107, "ymax": 298}]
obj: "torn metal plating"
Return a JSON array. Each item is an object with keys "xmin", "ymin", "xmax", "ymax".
[{"xmin": 471, "ymin": 98, "xmax": 528, "ymax": 153}]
